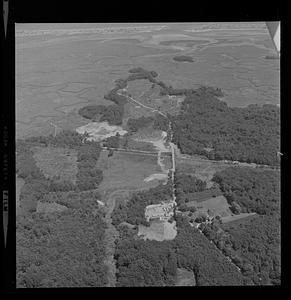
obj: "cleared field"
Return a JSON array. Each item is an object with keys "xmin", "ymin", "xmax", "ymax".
[
  {"xmin": 126, "ymin": 79, "xmax": 153, "ymax": 100},
  {"xmin": 126, "ymin": 80, "xmax": 181, "ymax": 115},
  {"xmin": 175, "ymin": 268, "xmax": 196, "ymax": 286},
  {"xmin": 187, "ymin": 195, "xmax": 232, "ymax": 218},
  {"xmin": 32, "ymin": 146, "xmax": 78, "ymax": 184},
  {"xmin": 176, "ymin": 158, "xmax": 231, "ymax": 188},
  {"xmin": 138, "ymin": 220, "xmax": 177, "ymax": 241},
  {"xmin": 183, "ymin": 188, "xmax": 222, "ymax": 203},
  {"xmin": 96, "ymin": 150, "xmax": 160, "ymax": 195},
  {"xmin": 122, "ymin": 101, "xmax": 156, "ymax": 125},
  {"xmin": 221, "ymin": 213, "xmax": 257, "ymax": 223}
]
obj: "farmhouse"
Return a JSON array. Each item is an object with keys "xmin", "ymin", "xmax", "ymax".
[{"xmin": 145, "ymin": 202, "xmax": 175, "ymax": 222}]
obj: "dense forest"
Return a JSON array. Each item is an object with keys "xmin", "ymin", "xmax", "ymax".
[
  {"xmin": 17, "ymin": 206, "xmax": 107, "ymax": 287},
  {"xmin": 200, "ymin": 214, "xmax": 280, "ymax": 285},
  {"xmin": 170, "ymin": 91, "xmax": 280, "ymax": 165},
  {"xmin": 112, "ymin": 182, "xmax": 173, "ymax": 226},
  {"xmin": 114, "ymin": 216, "xmax": 251, "ymax": 286},
  {"xmin": 195, "ymin": 166, "xmax": 281, "ymax": 285},
  {"xmin": 174, "ymin": 172, "xmax": 207, "ymax": 211},
  {"xmin": 212, "ymin": 167, "xmax": 280, "ymax": 215},
  {"xmin": 16, "ymin": 131, "xmax": 107, "ymax": 287}
]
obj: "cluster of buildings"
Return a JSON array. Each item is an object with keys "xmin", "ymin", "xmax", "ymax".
[{"xmin": 145, "ymin": 201, "xmax": 175, "ymax": 222}]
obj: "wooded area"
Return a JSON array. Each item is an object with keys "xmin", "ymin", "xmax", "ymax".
[
  {"xmin": 16, "ymin": 131, "xmax": 107, "ymax": 287},
  {"xmin": 171, "ymin": 92, "xmax": 280, "ymax": 165}
]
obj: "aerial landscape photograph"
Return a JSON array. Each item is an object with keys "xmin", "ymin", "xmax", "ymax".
[{"xmin": 15, "ymin": 22, "xmax": 280, "ymax": 287}]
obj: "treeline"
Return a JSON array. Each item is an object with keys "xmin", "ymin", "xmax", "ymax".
[
  {"xmin": 23, "ymin": 130, "xmax": 84, "ymax": 148},
  {"xmin": 114, "ymin": 216, "xmax": 251, "ymax": 286},
  {"xmin": 173, "ymin": 55, "xmax": 194, "ymax": 62},
  {"xmin": 41, "ymin": 190, "xmax": 102, "ymax": 210},
  {"xmin": 76, "ymin": 143, "xmax": 103, "ymax": 191},
  {"xmin": 171, "ymin": 90, "xmax": 280, "ymax": 165},
  {"xmin": 212, "ymin": 167, "xmax": 280, "ymax": 215},
  {"xmin": 174, "ymin": 172, "xmax": 207, "ymax": 211},
  {"xmin": 200, "ymin": 214, "xmax": 281, "ymax": 285},
  {"xmin": 17, "ymin": 204, "xmax": 107, "ymax": 287},
  {"xmin": 160, "ymin": 85, "xmax": 224, "ymax": 98},
  {"xmin": 79, "ymin": 104, "xmax": 124, "ymax": 125},
  {"xmin": 126, "ymin": 113, "xmax": 170, "ymax": 133},
  {"xmin": 112, "ymin": 182, "xmax": 173, "ymax": 226}
]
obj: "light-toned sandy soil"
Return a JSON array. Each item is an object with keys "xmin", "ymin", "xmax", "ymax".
[{"xmin": 76, "ymin": 121, "xmax": 127, "ymax": 141}]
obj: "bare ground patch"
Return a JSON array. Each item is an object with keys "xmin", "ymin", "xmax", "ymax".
[{"xmin": 175, "ymin": 268, "xmax": 196, "ymax": 286}]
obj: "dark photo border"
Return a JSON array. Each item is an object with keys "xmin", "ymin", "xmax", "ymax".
[{"xmin": 1, "ymin": 0, "xmax": 290, "ymax": 295}]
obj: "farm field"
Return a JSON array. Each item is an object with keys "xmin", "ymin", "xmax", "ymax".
[
  {"xmin": 96, "ymin": 150, "xmax": 161, "ymax": 198},
  {"xmin": 187, "ymin": 195, "xmax": 232, "ymax": 218}
]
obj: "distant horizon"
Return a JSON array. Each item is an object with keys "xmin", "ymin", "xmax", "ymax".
[{"xmin": 15, "ymin": 22, "xmax": 267, "ymax": 28}]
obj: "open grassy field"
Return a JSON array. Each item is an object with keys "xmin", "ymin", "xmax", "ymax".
[
  {"xmin": 126, "ymin": 79, "xmax": 182, "ymax": 115},
  {"xmin": 96, "ymin": 150, "xmax": 161, "ymax": 196},
  {"xmin": 187, "ymin": 195, "xmax": 232, "ymax": 218},
  {"xmin": 32, "ymin": 146, "xmax": 78, "ymax": 184},
  {"xmin": 138, "ymin": 220, "xmax": 177, "ymax": 241}
]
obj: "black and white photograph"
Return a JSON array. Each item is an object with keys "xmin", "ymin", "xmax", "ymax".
[
  {"xmin": 13, "ymin": 21, "xmax": 281, "ymax": 287},
  {"xmin": 2, "ymin": 1, "xmax": 288, "ymax": 290}
]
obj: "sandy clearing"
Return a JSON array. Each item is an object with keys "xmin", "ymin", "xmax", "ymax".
[
  {"xmin": 76, "ymin": 121, "xmax": 127, "ymax": 142},
  {"xmin": 144, "ymin": 173, "xmax": 168, "ymax": 182}
]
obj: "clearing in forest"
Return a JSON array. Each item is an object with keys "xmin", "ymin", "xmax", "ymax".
[
  {"xmin": 138, "ymin": 220, "xmax": 177, "ymax": 241},
  {"xmin": 176, "ymin": 158, "xmax": 231, "ymax": 188},
  {"xmin": 175, "ymin": 268, "xmax": 196, "ymax": 286},
  {"xmin": 76, "ymin": 121, "xmax": 127, "ymax": 142},
  {"xmin": 96, "ymin": 150, "xmax": 160, "ymax": 195},
  {"xmin": 32, "ymin": 146, "xmax": 78, "ymax": 184}
]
